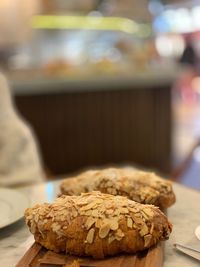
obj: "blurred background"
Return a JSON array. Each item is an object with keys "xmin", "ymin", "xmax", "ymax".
[{"xmin": 1, "ymin": 0, "xmax": 200, "ymax": 189}]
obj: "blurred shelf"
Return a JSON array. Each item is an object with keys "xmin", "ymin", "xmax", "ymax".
[{"xmin": 8, "ymin": 67, "xmax": 180, "ymax": 95}]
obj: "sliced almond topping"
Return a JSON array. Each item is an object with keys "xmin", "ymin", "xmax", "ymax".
[
  {"xmin": 134, "ymin": 212, "xmax": 142, "ymax": 218},
  {"xmin": 106, "ymin": 181, "xmax": 113, "ymax": 187},
  {"xmin": 145, "ymin": 196, "xmax": 155, "ymax": 204},
  {"xmin": 27, "ymin": 186, "xmax": 170, "ymax": 245},
  {"xmin": 91, "ymin": 209, "xmax": 99, "ymax": 217},
  {"xmin": 109, "ymin": 188, "xmax": 117, "ymax": 195},
  {"xmin": 129, "ymin": 207, "xmax": 138, "ymax": 213},
  {"xmin": 127, "ymin": 217, "xmax": 133, "ymax": 228},
  {"xmin": 83, "ymin": 210, "xmax": 92, "ymax": 216},
  {"xmin": 150, "ymin": 223, "xmax": 154, "ymax": 234},
  {"xmin": 114, "ymin": 209, "xmax": 120, "ymax": 216},
  {"xmin": 85, "ymin": 217, "xmax": 96, "ymax": 230},
  {"xmin": 108, "ymin": 235, "xmax": 116, "ymax": 244},
  {"xmin": 99, "ymin": 223, "xmax": 110, "ymax": 238},
  {"xmin": 143, "ymin": 208, "xmax": 154, "ymax": 217},
  {"xmin": 86, "ymin": 228, "xmax": 95, "ymax": 244},
  {"xmin": 106, "ymin": 209, "xmax": 113, "ymax": 215},
  {"xmin": 94, "ymin": 199, "xmax": 104, "ymax": 205},
  {"xmin": 119, "ymin": 208, "xmax": 129, "ymax": 214},
  {"xmin": 77, "ymin": 200, "xmax": 88, "ymax": 206},
  {"xmin": 116, "ymin": 228, "xmax": 125, "ymax": 238},
  {"xmin": 144, "ymin": 234, "xmax": 152, "ymax": 247},
  {"xmin": 115, "ymin": 236, "xmax": 123, "ymax": 241},
  {"xmin": 109, "ymin": 219, "xmax": 119, "ymax": 231},
  {"xmin": 34, "ymin": 213, "xmax": 39, "ymax": 223},
  {"xmin": 141, "ymin": 211, "xmax": 149, "ymax": 220},
  {"xmin": 69, "ymin": 260, "xmax": 80, "ymax": 267},
  {"xmin": 131, "ymin": 214, "xmax": 143, "ymax": 225},
  {"xmin": 72, "ymin": 209, "xmax": 78, "ymax": 217},
  {"xmin": 30, "ymin": 223, "xmax": 36, "ymax": 234},
  {"xmin": 80, "ymin": 201, "xmax": 97, "ymax": 211},
  {"xmin": 95, "ymin": 219, "xmax": 103, "ymax": 228},
  {"xmin": 139, "ymin": 224, "xmax": 149, "ymax": 237}
]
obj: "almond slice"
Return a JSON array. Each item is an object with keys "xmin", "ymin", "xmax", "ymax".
[
  {"xmin": 106, "ymin": 209, "xmax": 113, "ymax": 215},
  {"xmin": 116, "ymin": 228, "xmax": 125, "ymax": 238},
  {"xmin": 141, "ymin": 211, "xmax": 149, "ymax": 220},
  {"xmin": 139, "ymin": 224, "xmax": 149, "ymax": 236},
  {"xmin": 83, "ymin": 210, "xmax": 92, "ymax": 216},
  {"xmin": 85, "ymin": 217, "xmax": 96, "ymax": 230},
  {"xmin": 86, "ymin": 228, "xmax": 95, "ymax": 244},
  {"xmin": 91, "ymin": 209, "xmax": 99, "ymax": 217},
  {"xmin": 109, "ymin": 219, "xmax": 119, "ymax": 231},
  {"xmin": 99, "ymin": 223, "xmax": 110, "ymax": 238},
  {"xmin": 144, "ymin": 234, "xmax": 152, "ymax": 247},
  {"xmin": 127, "ymin": 217, "xmax": 133, "ymax": 228},
  {"xmin": 131, "ymin": 214, "xmax": 143, "ymax": 225},
  {"xmin": 108, "ymin": 235, "xmax": 116, "ymax": 244},
  {"xmin": 95, "ymin": 219, "xmax": 103, "ymax": 228},
  {"xmin": 72, "ymin": 209, "xmax": 78, "ymax": 217},
  {"xmin": 119, "ymin": 208, "xmax": 129, "ymax": 214},
  {"xmin": 80, "ymin": 201, "xmax": 97, "ymax": 211},
  {"xmin": 143, "ymin": 208, "xmax": 154, "ymax": 217},
  {"xmin": 128, "ymin": 207, "xmax": 138, "ymax": 213},
  {"xmin": 150, "ymin": 223, "xmax": 154, "ymax": 234}
]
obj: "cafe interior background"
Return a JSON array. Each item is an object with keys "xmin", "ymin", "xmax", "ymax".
[{"xmin": 1, "ymin": 0, "xmax": 200, "ymax": 190}]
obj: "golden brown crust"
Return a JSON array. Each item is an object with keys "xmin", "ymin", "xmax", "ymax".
[
  {"xmin": 25, "ymin": 191, "xmax": 172, "ymax": 259},
  {"xmin": 60, "ymin": 168, "xmax": 176, "ymax": 209}
]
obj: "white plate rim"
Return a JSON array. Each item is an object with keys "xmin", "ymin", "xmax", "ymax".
[{"xmin": 0, "ymin": 188, "xmax": 30, "ymax": 229}]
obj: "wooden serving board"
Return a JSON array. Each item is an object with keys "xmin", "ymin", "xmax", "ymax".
[{"xmin": 16, "ymin": 242, "xmax": 164, "ymax": 267}]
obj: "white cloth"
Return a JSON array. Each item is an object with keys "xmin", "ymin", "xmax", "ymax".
[{"xmin": 0, "ymin": 73, "xmax": 44, "ymax": 186}]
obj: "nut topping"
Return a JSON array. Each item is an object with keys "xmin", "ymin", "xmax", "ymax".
[
  {"xmin": 86, "ymin": 228, "xmax": 95, "ymax": 244},
  {"xmin": 108, "ymin": 235, "xmax": 116, "ymax": 244},
  {"xmin": 99, "ymin": 223, "xmax": 110, "ymax": 238},
  {"xmin": 85, "ymin": 217, "xmax": 96, "ymax": 230},
  {"xmin": 127, "ymin": 217, "xmax": 133, "ymax": 228},
  {"xmin": 25, "ymin": 190, "xmax": 171, "ymax": 249},
  {"xmin": 109, "ymin": 219, "xmax": 119, "ymax": 231},
  {"xmin": 144, "ymin": 234, "xmax": 152, "ymax": 247},
  {"xmin": 60, "ymin": 167, "xmax": 175, "ymax": 209},
  {"xmin": 139, "ymin": 224, "xmax": 149, "ymax": 237}
]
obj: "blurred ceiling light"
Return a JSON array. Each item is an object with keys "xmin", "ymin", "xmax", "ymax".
[
  {"xmin": 153, "ymin": 15, "xmax": 170, "ymax": 33},
  {"xmin": 155, "ymin": 5, "xmax": 200, "ymax": 34},
  {"xmin": 191, "ymin": 6, "xmax": 200, "ymax": 30},
  {"xmin": 155, "ymin": 35, "xmax": 185, "ymax": 57},
  {"xmin": 163, "ymin": 8, "xmax": 192, "ymax": 33},
  {"xmin": 148, "ymin": 0, "xmax": 164, "ymax": 15},
  {"xmin": 173, "ymin": 8, "xmax": 192, "ymax": 33},
  {"xmin": 155, "ymin": 35, "xmax": 173, "ymax": 57},
  {"xmin": 31, "ymin": 15, "xmax": 139, "ymax": 34},
  {"xmin": 192, "ymin": 77, "xmax": 200, "ymax": 94}
]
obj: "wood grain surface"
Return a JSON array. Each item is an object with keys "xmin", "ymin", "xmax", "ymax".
[
  {"xmin": 16, "ymin": 242, "xmax": 164, "ymax": 267},
  {"xmin": 15, "ymin": 85, "xmax": 171, "ymax": 175}
]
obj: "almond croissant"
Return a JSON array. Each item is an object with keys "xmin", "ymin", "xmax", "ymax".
[
  {"xmin": 25, "ymin": 191, "xmax": 172, "ymax": 259},
  {"xmin": 60, "ymin": 168, "xmax": 175, "ymax": 209}
]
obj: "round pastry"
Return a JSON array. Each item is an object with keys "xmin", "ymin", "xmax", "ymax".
[
  {"xmin": 60, "ymin": 168, "xmax": 176, "ymax": 209},
  {"xmin": 25, "ymin": 191, "xmax": 172, "ymax": 259}
]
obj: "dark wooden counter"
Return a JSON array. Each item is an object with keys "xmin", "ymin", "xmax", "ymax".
[{"xmin": 13, "ymin": 75, "xmax": 173, "ymax": 175}]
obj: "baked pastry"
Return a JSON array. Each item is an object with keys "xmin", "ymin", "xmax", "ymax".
[
  {"xmin": 60, "ymin": 168, "xmax": 175, "ymax": 209},
  {"xmin": 25, "ymin": 191, "xmax": 172, "ymax": 259}
]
